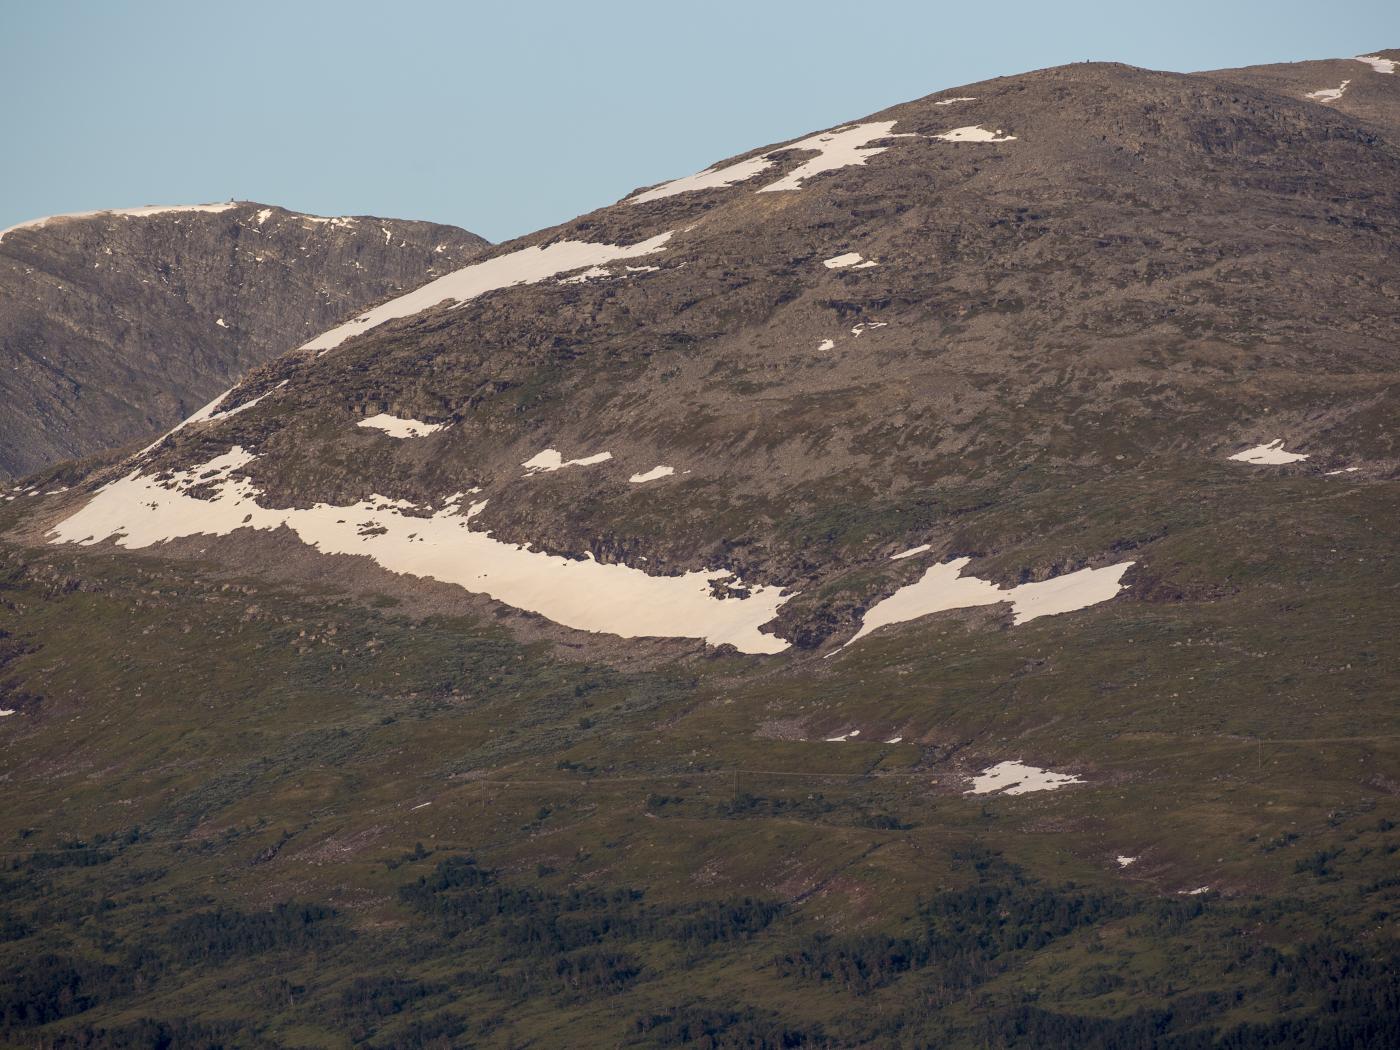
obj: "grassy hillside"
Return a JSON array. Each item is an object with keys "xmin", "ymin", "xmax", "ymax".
[{"xmin": 2, "ymin": 460, "xmax": 1397, "ymax": 1047}]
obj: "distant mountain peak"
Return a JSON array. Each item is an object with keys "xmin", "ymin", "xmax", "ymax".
[{"xmin": 0, "ymin": 202, "xmax": 488, "ymax": 477}]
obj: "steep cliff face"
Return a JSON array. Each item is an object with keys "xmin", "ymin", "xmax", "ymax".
[{"xmin": 0, "ymin": 202, "xmax": 487, "ymax": 477}]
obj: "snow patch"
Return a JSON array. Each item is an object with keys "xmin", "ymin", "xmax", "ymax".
[
  {"xmin": 824, "ymin": 729, "xmax": 860, "ymax": 742},
  {"xmin": 1, "ymin": 201, "xmax": 237, "ymax": 244},
  {"xmin": 357, "ymin": 414, "xmax": 448, "ymax": 439},
  {"xmin": 885, "ymin": 736, "xmax": 903, "ymax": 744},
  {"xmin": 890, "ymin": 544, "xmax": 931, "ymax": 561},
  {"xmin": 934, "ymin": 96, "xmax": 977, "ymax": 105},
  {"xmin": 934, "ymin": 125, "xmax": 1016, "ymax": 143},
  {"xmin": 215, "ymin": 318, "xmax": 228, "ymax": 328},
  {"xmin": 1355, "ymin": 55, "xmax": 1398, "ymax": 74},
  {"xmin": 1325, "ymin": 466, "xmax": 1360, "ymax": 475},
  {"xmin": 0, "ymin": 709, "xmax": 14, "ymax": 717},
  {"xmin": 1305, "ymin": 80, "xmax": 1350, "ymax": 102},
  {"xmin": 824, "ymin": 252, "xmax": 874, "ymax": 269},
  {"xmin": 629, "ymin": 465, "xmax": 675, "ymax": 483},
  {"xmin": 850, "ymin": 321, "xmax": 887, "ymax": 336},
  {"xmin": 47, "ymin": 449, "xmax": 792, "ymax": 654},
  {"xmin": 559, "ymin": 265, "xmax": 612, "ymax": 285},
  {"xmin": 522, "ymin": 449, "xmax": 613, "ymax": 475},
  {"xmin": 1116, "ymin": 855, "xmax": 1137, "ymax": 868},
  {"xmin": 303, "ymin": 232, "xmax": 674, "ymax": 355},
  {"xmin": 1228, "ymin": 440, "xmax": 1308, "ymax": 465},
  {"xmin": 255, "ymin": 208, "xmax": 274, "ymax": 225},
  {"xmin": 817, "ymin": 339, "xmax": 835, "ymax": 352},
  {"xmin": 967, "ymin": 760, "xmax": 1082, "ymax": 796},
  {"xmin": 842, "ymin": 558, "xmax": 1133, "ymax": 648}
]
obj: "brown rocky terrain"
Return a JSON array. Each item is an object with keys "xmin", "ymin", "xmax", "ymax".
[
  {"xmin": 0, "ymin": 203, "xmax": 487, "ymax": 477},
  {"xmin": 1208, "ymin": 47, "xmax": 1400, "ymax": 137}
]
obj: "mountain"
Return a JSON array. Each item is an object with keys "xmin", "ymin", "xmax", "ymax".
[
  {"xmin": 1208, "ymin": 48, "xmax": 1400, "ymax": 136},
  {"xmin": 1, "ymin": 51, "xmax": 1398, "ymax": 1049},
  {"xmin": 0, "ymin": 202, "xmax": 488, "ymax": 478}
]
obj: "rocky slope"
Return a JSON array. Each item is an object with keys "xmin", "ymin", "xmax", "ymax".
[
  {"xmin": 0, "ymin": 202, "xmax": 487, "ymax": 477},
  {"xmin": 1, "ymin": 49, "xmax": 1398, "ymax": 1048},
  {"xmin": 1207, "ymin": 48, "xmax": 1400, "ymax": 137}
]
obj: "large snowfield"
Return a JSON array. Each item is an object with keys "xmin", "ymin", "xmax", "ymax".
[{"xmin": 48, "ymin": 449, "xmax": 792, "ymax": 654}]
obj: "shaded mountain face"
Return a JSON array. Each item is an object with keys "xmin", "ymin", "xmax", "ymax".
[
  {"xmin": 0, "ymin": 203, "xmax": 488, "ymax": 477},
  {"xmin": 2, "ymin": 52, "xmax": 1400, "ymax": 1047}
]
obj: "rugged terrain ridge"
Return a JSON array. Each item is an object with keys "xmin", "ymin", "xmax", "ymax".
[{"xmin": 0, "ymin": 202, "xmax": 488, "ymax": 478}]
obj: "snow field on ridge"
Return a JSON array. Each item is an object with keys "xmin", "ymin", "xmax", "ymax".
[
  {"xmin": 631, "ymin": 121, "xmax": 911, "ymax": 202},
  {"xmin": 632, "ymin": 116, "xmax": 1021, "ymax": 204},
  {"xmin": 301, "ymin": 232, "xmax": 675, "ymax": 355},
  {"xmin": 0, "ymin": 201, "xmax": 237, "ymax": 244},
  {"xmin": 1355, "ymin": 55, "xmax": 1398, "ymax": 74}
]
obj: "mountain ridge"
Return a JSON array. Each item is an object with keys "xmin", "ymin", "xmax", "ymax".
[
  {"xmin": 1203, "ymin": 47, "xmax": 1400, "ymax": 137},
  {"xmin": 28, "ymin": 55, "xmax": 1397, "ymax": 653},
  {"xmin": 0, "ymin": 201, "xmax": 489, "ymax": 478}
]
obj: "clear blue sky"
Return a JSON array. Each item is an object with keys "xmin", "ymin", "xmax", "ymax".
[{"xmin": 2, "ymin": 0, "xmax": 1396, "ymax": 243}]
